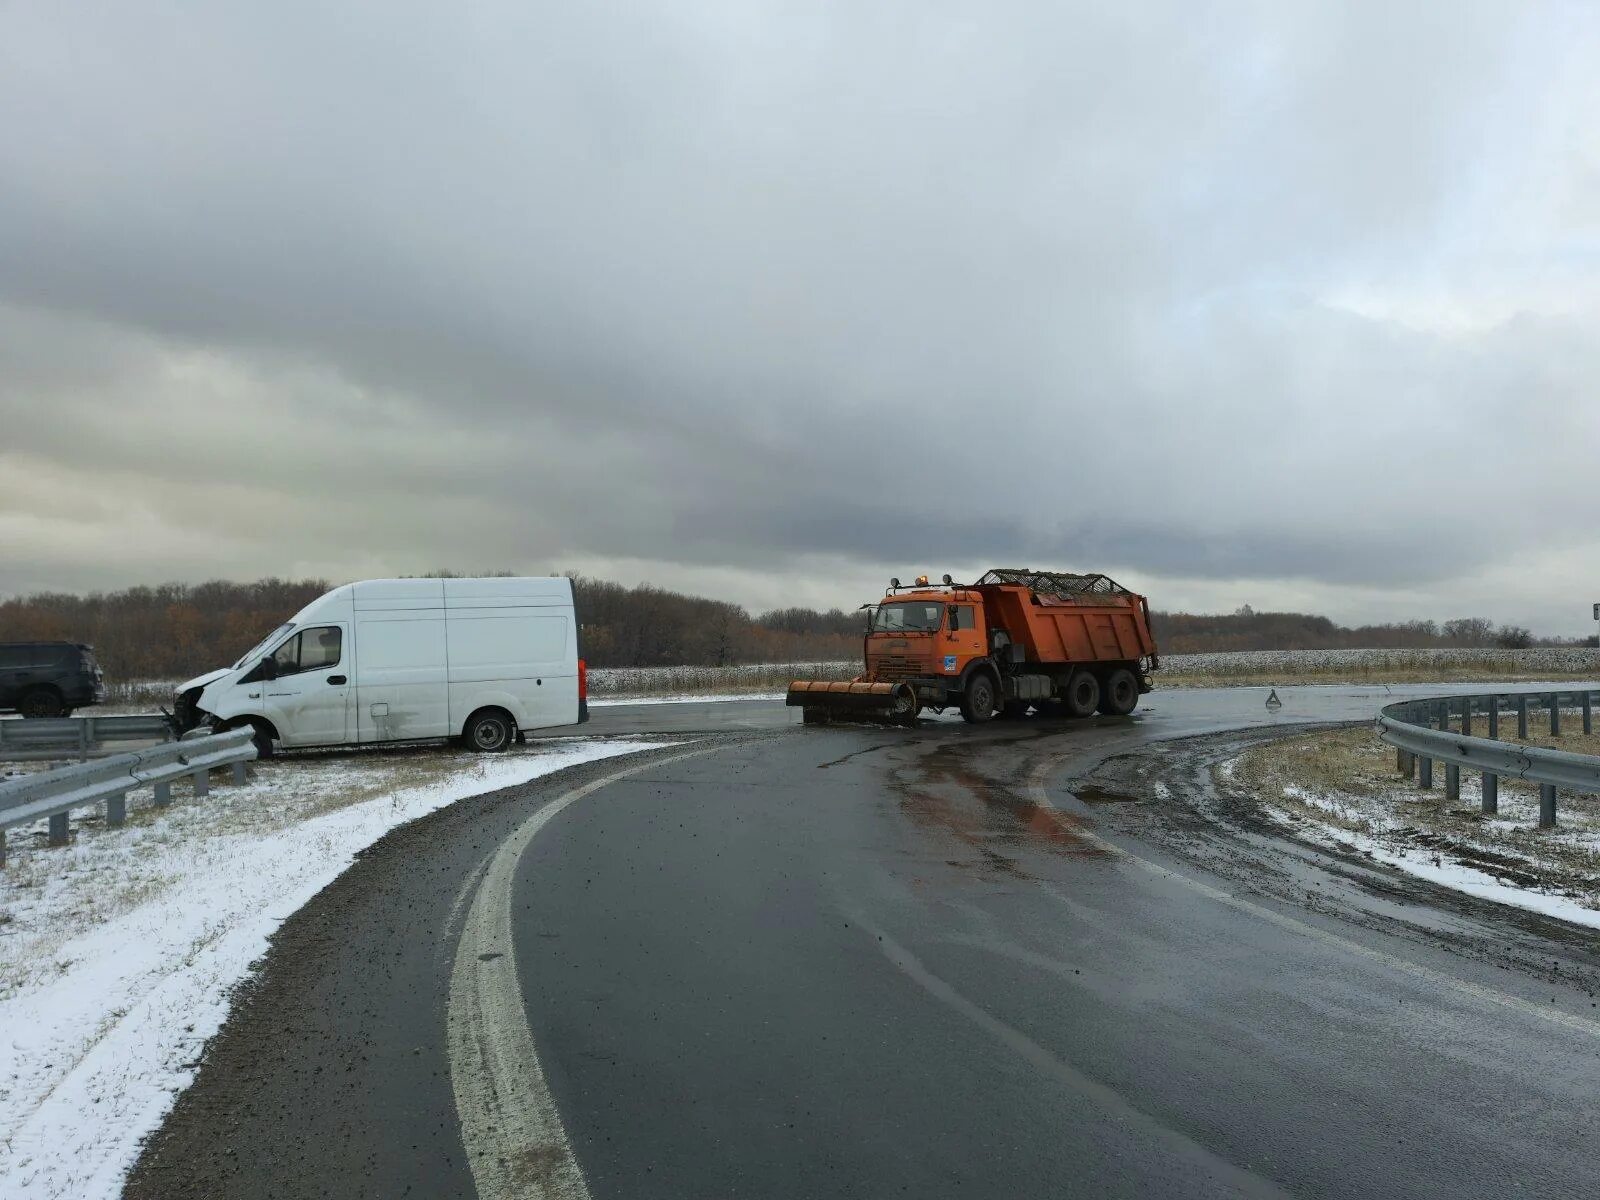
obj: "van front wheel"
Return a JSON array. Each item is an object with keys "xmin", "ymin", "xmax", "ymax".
[{"xmin": 464, "ymin": 709, "xmax": 516, "ymax": 753}]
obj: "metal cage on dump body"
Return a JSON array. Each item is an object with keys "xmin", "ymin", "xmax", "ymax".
[{"xmin": 972, "ymin": 569, "xmax": 1135, "ymax": 601}]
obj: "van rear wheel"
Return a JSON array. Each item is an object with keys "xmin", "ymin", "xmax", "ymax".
[{"xmin": 464, "ymin": 709, "xmax": 516, "ymax": 753}]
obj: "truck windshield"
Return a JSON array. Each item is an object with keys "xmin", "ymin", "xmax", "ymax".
[
  {"xmin": 872, "ymin": 602, "xmax": 944, "ymax": 632},
  {"xmin": 233, "ymin": 623, "xmax": 295, "ymax": 669}
]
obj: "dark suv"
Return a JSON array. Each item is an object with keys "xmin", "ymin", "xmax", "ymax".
[{"xmin": 0, "ymin": 641, "xmax": 107, "ymax": 717}]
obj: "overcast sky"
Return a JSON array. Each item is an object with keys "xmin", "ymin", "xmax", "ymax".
[{"xmin": 2, "ymin": 2, "xmax": 1598, "ymax": 631}]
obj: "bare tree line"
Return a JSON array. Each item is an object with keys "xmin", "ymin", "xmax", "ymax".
[
  {"xmin": 0, "ymin": 575, "xmax": 861, "ymax": 681},
  {"xmin": 0, "ymin": 578, "xmax": 1582, "ymax": 684}
]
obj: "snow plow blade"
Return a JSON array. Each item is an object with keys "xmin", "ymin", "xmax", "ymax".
[{"xmin": 786, "ymin": 680, "xmax": 918, "ymax": 726}]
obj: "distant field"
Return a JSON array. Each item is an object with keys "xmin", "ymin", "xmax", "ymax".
[
  {"xmin": 92, "ymin": 647, "xmax": 1600, "ymax": 709},
  {"xmin": 1159, "ymin": 646, "xmax": 1600, "ymax": 687}
]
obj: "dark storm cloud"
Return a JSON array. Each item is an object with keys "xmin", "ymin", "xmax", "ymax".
[{"xmin": 2, "ymin": 2, "xmax": 1597, "ymax": 628}]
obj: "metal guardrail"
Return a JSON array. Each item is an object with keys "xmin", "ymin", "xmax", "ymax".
[
  {"xmin": 1376, "ymin": 689, "xmax": 1600, "ymax": 828},
  {"xmin": 0, "ymin": 726, "xmax": 256, "ymax": 865},
  {"xmin": 0, "ymin": 713, "xmax": 174, "ymax": 762}
]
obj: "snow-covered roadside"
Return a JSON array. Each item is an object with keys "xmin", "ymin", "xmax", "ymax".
[
  {"xmin": 0, "ymin": 738, "xmax": 663, "ymax": 1200},
  {"xmin": 1223, "ymin": 743, "xmax": 1600, "ymax": 933},
  {"xmin": 1281, "ymin": 811, "xmax": 1600, "ymax": 931}
]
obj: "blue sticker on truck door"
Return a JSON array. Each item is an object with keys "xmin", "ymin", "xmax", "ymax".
[{"xmin": 944, "ymin": 655, "xmax": 957, "ymax": 673}]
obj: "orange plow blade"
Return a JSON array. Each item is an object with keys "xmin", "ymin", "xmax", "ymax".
[{"xmin": 786, "ymin": 680, "xmax": 919, "ymax": 725}]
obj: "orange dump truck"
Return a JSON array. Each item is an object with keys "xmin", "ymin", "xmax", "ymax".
[{"xmin": 787, "ymin": 568, "xmax": 1159, "ymax": 725}]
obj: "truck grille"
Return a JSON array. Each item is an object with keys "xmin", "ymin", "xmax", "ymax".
[{"xmin": 870, "ymin": 655, "xmax": 925, "ymax": 681}]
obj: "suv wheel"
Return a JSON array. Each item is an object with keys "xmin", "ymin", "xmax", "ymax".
[{"xmin": 18, "ymin": 688, "xmax": 66, "ymax": 718}]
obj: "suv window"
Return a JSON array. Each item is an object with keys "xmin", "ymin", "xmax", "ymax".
[
  {"xmin": 270, "ymin": 627, "xmax": 342, "ymax": 676},
  {"xmin": 0, "ymin": 645, "xmax": 53, "ymax": 669}
]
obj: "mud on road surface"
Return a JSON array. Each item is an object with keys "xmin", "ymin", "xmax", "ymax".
[{"xmin": 1066, "ymin": 726, "xmax": 1600, "ymax": 1003}]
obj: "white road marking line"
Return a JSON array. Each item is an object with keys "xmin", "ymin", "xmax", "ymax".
[
  {"xmin": 1025, "ymin": 757, "xmax": 1600, "ymax": 1040},
  {"xmin": 446, "ymin": 746, "xmax": 721, "ymax": 1200}
]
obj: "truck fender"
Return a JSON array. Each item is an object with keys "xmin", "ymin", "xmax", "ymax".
[{"xmin": 957, "ymin": 658, "xmax": 999, "ymax": 696}]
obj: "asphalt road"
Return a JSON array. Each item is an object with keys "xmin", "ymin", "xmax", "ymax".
[{"xmin": 129, "ymin": 687, "xmax": 1600, "ymax": 1198}]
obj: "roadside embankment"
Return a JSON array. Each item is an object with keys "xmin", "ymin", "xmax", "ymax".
[{"xmin": 1222, "ymin": 723, "xmax": 1600, "ymax": 928}]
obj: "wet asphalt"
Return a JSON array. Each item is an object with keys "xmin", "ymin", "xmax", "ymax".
[{"xmin": 128, "ymin": 686, "xmax": 1600, "ymax": 1198}]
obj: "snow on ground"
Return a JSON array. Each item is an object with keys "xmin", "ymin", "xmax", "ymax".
[
  {"xmin": 1225, "ymin": 730, "xmax": 1600, "ymax": 933},
  {"xmin": 0, "ymin": 737, "xmax": 663, "ymax": 1200},
  {"xmin": 1267, "ymin": 794, "xmax": 1600, "ymax": 932}
]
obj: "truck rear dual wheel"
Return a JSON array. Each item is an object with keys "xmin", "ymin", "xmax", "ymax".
[
  {"xmin": 1063, "ymin": 672, "xmax": 1100, "ymax": 718},
  {"xmin": 1098, "ymin": 668, "xmax": 1140, "ymax": 717}
]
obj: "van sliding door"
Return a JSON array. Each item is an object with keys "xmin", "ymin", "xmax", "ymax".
[{"xmin": 355, "ymin": 615, "xmax": 450, "ymax": 742}]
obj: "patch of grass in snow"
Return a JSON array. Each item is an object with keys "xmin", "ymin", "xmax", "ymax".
[{"xmin": 1227, "ymin": 726, "xmax": 1600, "ymax": 909}]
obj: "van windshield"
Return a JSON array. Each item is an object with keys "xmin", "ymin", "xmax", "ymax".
[
  {"xmin": 233, "ymin": 623, "xmax": 294, "ymax": 669},
  {"xmin": 872, "ymin": 602, "xmax": 944, "ymax": 632}
]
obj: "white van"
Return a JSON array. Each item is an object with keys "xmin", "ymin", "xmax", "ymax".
[{"xmin": 173, "ymin": 577, "xmax": 587, "ymax": 755}]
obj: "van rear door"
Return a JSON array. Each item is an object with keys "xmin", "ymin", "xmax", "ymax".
[{"xmin": 443, "ymin": 578, "xmax": 578, "ymax": 732}]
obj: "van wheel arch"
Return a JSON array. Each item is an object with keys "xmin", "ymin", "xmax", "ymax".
[
  {"xmin": 223, "ymin": 717, "xmax": 279, "ymax": 758},
  {"xmin": 462, "ymin": 707, "xmax": 518, "ymax": 753}
]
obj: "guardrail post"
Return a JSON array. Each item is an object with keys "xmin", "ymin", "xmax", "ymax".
[
  {"xmin": 231, "ymin": 761, "xmax": 248, "ymax": 785},
  {"xmin": 1549, "ymin": 692, "xmax": 1561, "ymax": 737},
  {"xmin": 1419, "ymin": 756, "xmax": 1433, "ymax": 789},
  {"xmin": 1461, "ymin": 698, "xmax": 1472, "ymax": 737},
  {"xmin": 1517, "ymin": 696, "xmax": 1529, "ymax": 739},
  {"xmin": 153, "ymin": 780, "xmax": 172, "ymax": 807},
  {"xmin": 1437, "ymin": 702, "xmax": 1450, "ymax": 732},
  {"xmin": 1584, "ymin": 691, "xmax": 1593, "ymax": 736},
  {"xmin": 48, "ymin": 812, "xmax": 69, "ymax": 846},
  {"xmin": 106, "ymin": 791, "xmax": 127, "ymax": 828},
  {"xmin": 1539, "ymin": 783, "xmax": 1557, "ymax": 828},
  {"xmin": 0, "ymin": 829, "xmax": 7, "ymax": 868},
  {"xmin": 1481, "ymin": 771, "xmax": 1498, "ymax": 815},
  {"xmin": 1488, "ymin": 696, "xmax": 1499, "ymax": 740},
  {"xmin": 77, "ymin": 721, "xmax": 89, "ymax": 762},
  {"xmin": 192, "ymin": 769, "xmax": 209, "ymax": 798},
  {"xmin": 1445, "ymin": 763, "xmax": 1460, "ymax": 802}
]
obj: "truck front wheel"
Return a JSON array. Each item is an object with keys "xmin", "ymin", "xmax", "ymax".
[
  {"xmin": 1099, "ymin": 668, "xmax": 1140, "ymax": 716},
  {"xmin": 960, "ymin": 672, "xmax": 997, "ymax": 724}
]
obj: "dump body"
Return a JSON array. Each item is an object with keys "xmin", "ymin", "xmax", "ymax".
[
  {"xmin": 788, "ymin": 568, "xmax": 1158, "ymax": 725},
  {"xmin": 972, "ymin": 574, "xmax": 1156, "ymax": 669}
]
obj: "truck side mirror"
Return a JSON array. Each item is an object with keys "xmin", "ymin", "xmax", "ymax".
[{"xmin": 948, "ymin": 605, "xmax": 960, "ymax": 629}]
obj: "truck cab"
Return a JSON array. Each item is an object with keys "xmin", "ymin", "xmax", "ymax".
[{"xmin": 864, "ymin": 587, "xmax": 989, "ymax": 690}]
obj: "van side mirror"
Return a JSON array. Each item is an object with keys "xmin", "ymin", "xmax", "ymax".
[{"xmin": 260, "ymin": 657, "xmax": 279, "ymax": 681}]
